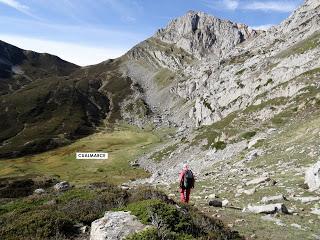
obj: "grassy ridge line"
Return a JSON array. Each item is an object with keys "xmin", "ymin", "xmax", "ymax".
[{"xmin": 0, "ymin": 124, "xmax": 175, "ymax": 185}]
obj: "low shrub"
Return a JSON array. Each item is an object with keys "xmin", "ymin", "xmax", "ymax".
[
  {"xmin": 122, "ymin": 200, "xmax": 242, "ymax": 240},
  {"xmin": 128, "ymin": 186, "xmax": 173, "ymax": 204},
  {"xmin": 125, "ymin": 227, "xmax": 159, "ymax": 240},
  {"xmin": 0, "ymin": 209, "xmax": 76, "ymax": 239},
  {"xmin": 60, "ymin": 198, "xmax": 106, "ymax": 224},
  {"xmin": 241, "ymin": 131, "xmax": 256, "ymax": 140},
  {"xmin": 212, "ymin": 141, "xmax": 227, "ymax": 150},
  {"xmin": 0, "ymin": 179, "xmax": 242, "ymax": 240}
]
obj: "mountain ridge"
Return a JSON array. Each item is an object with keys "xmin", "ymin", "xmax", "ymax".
[{"xmin": 0, "ymin": 0, "xmax": 319, "ymax": 158}]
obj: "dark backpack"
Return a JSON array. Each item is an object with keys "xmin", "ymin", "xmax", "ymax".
[{"xmin": 183, "ymin": 170, "xmax": 194, "ymax": 189}]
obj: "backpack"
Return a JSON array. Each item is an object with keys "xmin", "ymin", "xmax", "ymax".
[{"xmin": 183, "ymin": 170, "xmax": 194, "ymax": 189}]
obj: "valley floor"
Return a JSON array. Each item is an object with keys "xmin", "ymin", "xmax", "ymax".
[{"xmin": 0, "ymin": 124, "xmax": 174, "ymax": 185}]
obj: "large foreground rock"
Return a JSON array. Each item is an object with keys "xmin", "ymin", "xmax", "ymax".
[
  {"xmin": 90, "ymin": 211, "xmax": 147, "ymax": 240},
  {"xmin": 243, "ymin": 203, "xmax": 289, "ymax": 214},
  {"xmin": 305, "ymin": 161, "xmax": 320, "ymax": 191}
]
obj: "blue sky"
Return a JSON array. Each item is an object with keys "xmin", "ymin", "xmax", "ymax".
[{"xmin": 0, "ymin": 0, "xmax": 303, "ymax": 66}]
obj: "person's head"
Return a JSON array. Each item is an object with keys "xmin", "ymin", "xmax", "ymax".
[{"xmin": 183, "ymin": 163, "xmax": 189, "ymax": 170}]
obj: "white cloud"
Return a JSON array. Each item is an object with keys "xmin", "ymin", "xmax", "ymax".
[
  {"xmin": 0, "ymin": 0, "xmax": 30, "ymax": 14},
  {"xmin": 0, "ymin": 34, "xmax": 128, "ymax": 66},
  {"xmin": 244, "ymin": 1, "xmax": 298, "ymax": 12},
  {"xmin": 223, "ymin": 0, "xmax": 239, "ymax": 10},
  {"xmin": 250, "ymin": 24, "xmax": 274, "ymax": 30},
  {"xmin": 203, "ymin": 0, "xmax": 299, "ymax": 12}
]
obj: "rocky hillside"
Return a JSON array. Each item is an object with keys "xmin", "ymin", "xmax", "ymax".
[
  {"xmin": 124, "ymin": 0, "xmax": 320, "ymax": 239},
  {"xmin": 167, "ymin": 0, "xmax": 320, "ymax": 127}
]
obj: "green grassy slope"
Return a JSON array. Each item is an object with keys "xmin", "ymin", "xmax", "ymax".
[
  {"xmin": 0, "ymin": 124, "xmax": 175, "ymax": 185},
  {"xmin": 0, "ymin": 42, "xmax": 137, "ymax": 158}
]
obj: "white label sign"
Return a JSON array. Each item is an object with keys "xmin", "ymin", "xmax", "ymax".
[{"xmin": 76, "ymin": 152, "xmax": 108, "ymax": 160}]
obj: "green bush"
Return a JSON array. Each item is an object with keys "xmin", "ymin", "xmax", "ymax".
[
  {"xmin": 235, "ymin": 69, "xmax": 246, "ymax": 75},
  {"xmin": 265, "ymin": 78, "xmax": 273, "ymax": 85},
  {"xmin": 123, "ymin": 200, "xmax": 194, "ymax": 239},
  {"xmin": 122, "ymin": 199, "xmax": 163, "ymax": 224},
  {"xmin": 57, "ymin": 188, "xmax": 96, "ymax": 203},
  {"xmin": 122, "ymin": 200, "xmax": 242, "ymax": 240},
  {"xmin": 212, "ymin": 141, "xmax": 227, "ymax": 150},
  {"xmin": 60, "ymin": 198, "xmax": 106, "ymax": 224},
  {"xmin": 0, "ymin": 209, "xmax": 76, "ymax": 239},
  {"xmin": 0, "ymin": 179, "xmax": 242, "ymax": 240},
  {"xmin": 241, "ymin": 131, "xmax": 256, "ymax": 140},
  {"xmin": 125, "ymin": 227, "xmax": 159, "ymax": 240},
  {"xmin": 128, "ymin": 186, "xmax": 172, "ymax": 204},
  {"xmin": 0, "ymin": 183, "xmax": 129, "ymax": 239}
]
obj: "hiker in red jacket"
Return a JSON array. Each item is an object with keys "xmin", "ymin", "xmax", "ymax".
[{"xmin": 179, "ymin": 164, "xmax": 195, "ymax": 203}]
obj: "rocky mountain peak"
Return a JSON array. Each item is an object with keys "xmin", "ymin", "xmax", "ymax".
[{"xmin": 155, "ymin": 11, "xmax": 260, "ymax": 58}]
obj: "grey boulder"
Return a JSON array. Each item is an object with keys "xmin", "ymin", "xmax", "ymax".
[
  {"xmin": 90, "ymin": 211, "xmax": 147, "ymax": 240},
  {"xmin": 243, "ymin": 203, "xmax": 289, "ymax": 214},
  {"xmin": 305, "ymin": 161, "xmax": 320, "ymax": 191}
]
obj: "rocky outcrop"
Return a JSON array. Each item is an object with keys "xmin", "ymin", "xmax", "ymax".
[
  {"xmin": 155, "ymin": 11, "xmax": 259, "ymax": 59},
  {"xmin": 90, "ymin": 211, "xmax": 147, "ymax": 240},
  {"xmin": 305, "ymin": 161, "xmax": 320, "ymax": 191}
]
